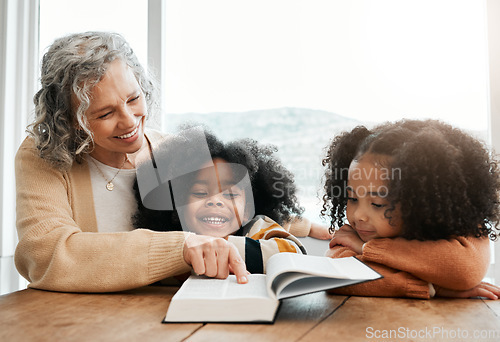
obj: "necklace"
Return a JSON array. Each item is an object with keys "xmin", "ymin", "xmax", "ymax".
[{"xmin": 89, "ymin": 156, "xmax": 129, "ymax": 191}]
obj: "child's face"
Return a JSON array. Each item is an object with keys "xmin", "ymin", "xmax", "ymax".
[
  {"xmin": 181, "ymin": 158, "xmax": 248, "ymax": 238},
  {"xmin": 345, "ymin": 153, "xmax": 403, "ymax": 242}
]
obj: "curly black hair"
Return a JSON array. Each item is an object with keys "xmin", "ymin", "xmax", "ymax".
[
  {"xmin": 133, "ymin": 127, "xmax": 304, "ymax": 232},
  {"xmin": 321, "ymin": 119, "xmax": 500, "ymax": 241}
]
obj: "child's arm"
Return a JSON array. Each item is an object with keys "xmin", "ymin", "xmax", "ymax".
[
  {"xmin": 361, "ymin": 236, "xmax": 490, "ymax": 291},
  {"xmin": 324, "ymin": 244, "xmax": 358, "ymax": 259},
  {"xmin": 326, "ymin": 245, "xmax": 500, "ymax": 299},
  {"xmin": 328, "ymin": 224, "xmax": 490, "ymax": 291},
  {"xmin": 434, "ymin": 282, "xmax": 500, "ymax": 300},
  {"xmin": 326, "ymin": 248, "xmax": 431, "ymax": 299},
  {"xmin": 282, "ymin": 216, "xmax": 311, "ymax": 237},
  {"xmin": 329, "ymin": 224, "xmax": 364, "ymax": 254},
  {"xmin": 227, "ymin": 215, "xmax": 306, "ymax": 273},
  {"xmin": 283, "ymin": 217, "xmax": 332, "ymax": 240},
  {"xmin": 309, "ymin": 222, "xmax": 334, "ymax": 240}
]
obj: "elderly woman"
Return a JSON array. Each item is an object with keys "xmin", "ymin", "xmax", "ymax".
[{"xmin": 14, "ymin": 31, "xmax": 251, "ymax": 292}]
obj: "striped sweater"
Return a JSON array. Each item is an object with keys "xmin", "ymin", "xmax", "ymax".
[{"xmin": 228, "ymin": 215, "xmax": 307, "ymax": 273}]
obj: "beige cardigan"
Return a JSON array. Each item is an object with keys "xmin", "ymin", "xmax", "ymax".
[{"xmin": 14, "ymin": 130, "xmax": 194, "ymax": 292}]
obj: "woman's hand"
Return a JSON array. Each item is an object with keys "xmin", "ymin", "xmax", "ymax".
[
  {"xmin": 183, "ymin": 234, "xmax": 248, "ymax": 284},
  {"xmin": 435, "ymin": 282, "xmax": 500, "ymax": 300},
  {"xmin": 329, "ymin": 224, "xmax": 364, "ymax": 254},
  {"xmin": 309, "ymin": 222, "xmax": 334, "ymax": 240}
]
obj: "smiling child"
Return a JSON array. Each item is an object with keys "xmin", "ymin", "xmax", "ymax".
[
  {"xmin": 133, "ymin": 127, "xmax": 321, "ymax": 273},
  {"xmin": 323, "ymin": 119, "xmax": 500, "ymax": 299}
]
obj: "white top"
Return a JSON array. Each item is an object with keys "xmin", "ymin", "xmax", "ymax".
[{"xmin": 87, "ymin": 156, "xmax": 138, "ymax": 233}]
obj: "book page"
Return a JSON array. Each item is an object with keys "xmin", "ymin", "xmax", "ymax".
[
  {"xmin": 265, "ymin": 253, "xmax": 381, "ymax": 299},
  {"xmin": 173, "ymin": 274, "xmax": 270, "ymax": 300},
  {"xmin": 266, "ymin": 253, "xmax": 379, "ymax": 281},
  {"xmin": 224, "ymin": 275, "xmax": 270, "ymax": 299},
  {"xmin": 327, "ymin": 257, "xmax": 381, "ymax": 279}
]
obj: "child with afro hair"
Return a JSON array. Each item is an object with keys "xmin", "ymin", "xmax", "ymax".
[
  {"xmin": 133, "ymin": 126, "xmax": 329, "ymax": 274},
  {"xmin": 323, "ymin": 119, "xmax": 500, "ymax": 299}
]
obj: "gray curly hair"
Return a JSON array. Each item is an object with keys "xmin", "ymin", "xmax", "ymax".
[{"xmin": 28, "ymin": 31, "xmax": 160, "ymax": 170}]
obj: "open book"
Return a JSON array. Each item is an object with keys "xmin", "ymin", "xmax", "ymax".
[{"xmin": 163, "ymin": 253, "xmax": 382, "ymax": 323}]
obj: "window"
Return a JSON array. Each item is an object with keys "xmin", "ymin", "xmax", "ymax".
[
  {"xmin": 161, "ymin": 0, "xmax": 489, "ymax": 224},
  {"xmin": 39, "ymin": 0, "xmax": 148, "ymax": 67},
  {"xmin": 160, "ymin": 0, "xmax": 498, "ymax": 284},
  {"xmin": 1, "ymin": 0, "xmax": 497, "ymax": 295}
]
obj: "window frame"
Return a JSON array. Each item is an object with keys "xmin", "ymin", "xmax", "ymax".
[
  {"xmin": 0, "ymin": 0, "xmax": 39, "ymax": 294},
  {"xmin": 486, "ymin": 0, "xmax": 500, "ymax": 282}
]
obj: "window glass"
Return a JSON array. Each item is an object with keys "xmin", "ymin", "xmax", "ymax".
[
  {"xmin": 163, "ymin": 0, "xmax": 489, "ymax": 223},
  {"xmin": 39, "ymin": 0, "xmax": 148, "ymax": 67}
]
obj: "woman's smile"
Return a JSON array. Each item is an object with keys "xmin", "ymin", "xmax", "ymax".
[
  {"xmin": 115, "ymin": 123, "xmax": 139, "ymax": 140},
  {"xmin": 113, "ymin": 119, "xmax": 142, "ymax": 143}
]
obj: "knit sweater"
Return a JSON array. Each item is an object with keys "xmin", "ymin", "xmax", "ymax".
[
  {"xmin": 327, "ymin": 236, "xmax": 490, "ymax": 299},
  {"xmin": 14, "ymin": 131, "xmax": 193, "ymax": 293}
]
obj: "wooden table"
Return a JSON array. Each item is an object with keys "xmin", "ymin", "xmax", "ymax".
[{"xmin": 1, "ymin": 286, "xmax": 499, "ymax": 342}]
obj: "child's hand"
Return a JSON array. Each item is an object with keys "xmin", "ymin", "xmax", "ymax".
[
  {"xmin": 308, "ymin": 222, "xmax": 333, "ymax": 240},
  {"xmin": 435, "ymin": 282, "xmax": 500, "ymax": 300},
  {"xmin": 329, "ymin": 224, "xmax": 364, "ymax": 254}
]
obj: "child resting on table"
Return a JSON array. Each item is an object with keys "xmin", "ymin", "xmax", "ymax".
[
  {"xmin": 133, "ymin": 127, "xmax": 330, "ymax": 274},
  {"xmin": 322, "ymin": 119, "xmax": 500, "ymax": 299}
]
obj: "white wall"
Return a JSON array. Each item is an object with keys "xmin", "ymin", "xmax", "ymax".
[{"xmin": 487, "ymin": 0, "xmax": 500, "ymax": 283}]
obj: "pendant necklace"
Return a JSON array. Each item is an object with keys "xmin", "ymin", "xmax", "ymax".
[{"xmin": 89, "ymin": 156, "xmax": 129, "ymax": 191}]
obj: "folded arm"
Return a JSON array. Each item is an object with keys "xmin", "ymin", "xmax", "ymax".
[
  {"xmin": 362, "ymin": 236, "xmax": 490, "ymax": 290},
  {"xmin": 326, "ymin": 246, "xmax": 430, "ymax": 299}
]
